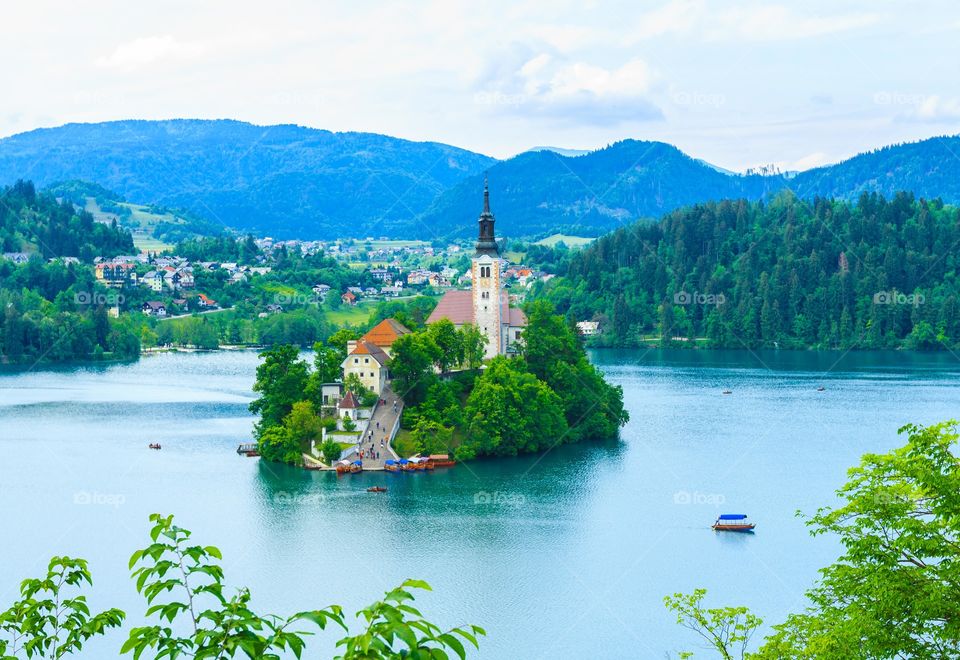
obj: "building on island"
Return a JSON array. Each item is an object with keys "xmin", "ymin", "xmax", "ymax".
[
  {"xmin": 427, "ymin": 180, "xmax": 526, "ymax": 358},
  {"xmin": 341, "ymin": 318, "xmax": 412, "ymax": 395}
]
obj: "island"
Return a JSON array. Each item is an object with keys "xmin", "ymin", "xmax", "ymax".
[{"xmin": 247, "ymin": 185, "xmax": 629, "ymax": 467}]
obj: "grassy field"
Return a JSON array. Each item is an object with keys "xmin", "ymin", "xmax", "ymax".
[
  {"xmin": 325, "ymin": 302, "xmax": 376, "ymax": 326},
  {"xmin": 132, "ymin": 235, "xmax": 175, "ymax": 253},
  {"xmin": 534, "ymin": 233, "xmax": 595, "ymax": 248}
]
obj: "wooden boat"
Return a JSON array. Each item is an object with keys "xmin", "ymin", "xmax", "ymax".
[
  {"xmin": 148, "ymin": 443, "xmax": 162, "ymax": 450},
  {"xmin": 428, "ymin": 454, "xmax": 456, "ymax": 468},
  {"xmin": 712, "ymin": 514, "xmax": 756, "ymax": 532},
  {"xmin": 722, "ymin": 390, "xmax": 732, "ymax": 395},
  {"xmin": 817, "ymin": 386, "xmax": 826, "ymax": 392},
  {"xmin": 349, "ymin": 461, "xmax": 363, "ymax": 474},
  {"xmin": 384, "ymin": 460, "xmax": 400, "ymax": 472},
  {"xmin": 367, "ymin": 486, "xmax": 387, "ymax": 493}
]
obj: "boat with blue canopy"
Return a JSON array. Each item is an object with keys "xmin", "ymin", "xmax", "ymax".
[{"xmin": 712, "ymin": 514, "xmax": 755, "ymax": 532}]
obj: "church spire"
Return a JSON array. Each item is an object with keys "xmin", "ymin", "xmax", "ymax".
[{"xmin": 475, "ymin": 175, "xmax": 498, "ymax": 257}]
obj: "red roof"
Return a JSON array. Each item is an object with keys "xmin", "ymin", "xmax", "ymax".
[
  {"xmin": 361, "ymin": 318, "xmax": 411, "ymax": 347},
  {"xmin": 426, "ymin": 289, "xmax": 527, "ymax": 327},
  {"xmin": 339, "ymin": 391, "xmax": 360, "ymax": 409},
  {"xmin": 348, "ymin": 340, "xmax": 389, "ymax": 366}
]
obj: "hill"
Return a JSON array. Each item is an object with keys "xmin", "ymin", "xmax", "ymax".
[
  {"xmin": 3, "ymin": 121, "xmax": 960, "ymax": 240},
  {"xmin": 417, "ymin": 140, "xmax": 780, "ymax": 239},
  {"xmin": 539, "ymin": 191, "xmax": 960, "ymax": 350},
  {"xmin": 0, "ymin": 120, "xmax": 496, "ymax": 239}
]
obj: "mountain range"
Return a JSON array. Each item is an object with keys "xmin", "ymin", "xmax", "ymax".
[{"xmin": 1, "ymin": 119, "xmax": 958, "ymax": 240}]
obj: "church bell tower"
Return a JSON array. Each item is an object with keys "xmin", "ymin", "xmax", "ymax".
[{"xmin": 472, "ymin": 178, "xmax": 502, "ymax": 358}]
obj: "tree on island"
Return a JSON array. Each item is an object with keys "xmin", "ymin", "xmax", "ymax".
[{"xmin": 249, "ymin": 344, "xmax": 310, "ymax": 436}]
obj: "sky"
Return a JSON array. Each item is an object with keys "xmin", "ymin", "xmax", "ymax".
[{"xmin": 2, "ymin": 0, "xmax": 959, "ymax": 172}]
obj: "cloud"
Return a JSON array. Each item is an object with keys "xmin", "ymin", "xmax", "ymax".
[
  {"xmin": 912, "ymin": 95, "xmax": 960, "ymax": 121},
  {"xmin": 626, "ymin": 1, "xmax": 880, "ymax": 43},
  {"xmin": 96, "ymin": 35, "xmax": 208, "ymax": 71},
  {"xmin": 475, "ymin": 49, "xmax": 663, "ymax": 126}
]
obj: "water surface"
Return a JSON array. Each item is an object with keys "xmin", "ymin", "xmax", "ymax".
[{"xmin": 1, "ymin": 349, "xmax": 958, "ymax": 658}]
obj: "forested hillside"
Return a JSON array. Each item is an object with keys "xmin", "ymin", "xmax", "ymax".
[
  {"xmin": 419, "ymin": 140, "xmax": 778, "ymax": 239},
  {"xmin": 0, "ymin": 181, "xmax": 140, "ymax": 363},
  {"xmin": 0, "ymin": 180, "xmax": 134, "ymax": 259},
  {"xmin": 541, "ymin": 191, "xmax": 960, "ymax": 350},
  {"xmin": 0, "ymin": 120, "xmax": 495, "ymax": 238}
]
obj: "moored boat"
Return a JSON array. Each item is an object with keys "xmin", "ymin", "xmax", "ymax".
[
  {"xmin": 428, "ymin": 453, "xmax": 456, "ymax": 468},
  {"xmin": 712, "ymin": 514, "xmax": 755, "ymax": 532},
  {"xmin": 349, "ymin": 460, "xmax": 363, "ymax": 474},
  {"xmin": 384, "ymin": 459, "xmax": 400, "ymax": 472}
]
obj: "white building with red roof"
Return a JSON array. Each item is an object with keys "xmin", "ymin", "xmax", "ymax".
[{"xmin": 426, "ymin": 180, "xmax": 526, "ymax": 358}]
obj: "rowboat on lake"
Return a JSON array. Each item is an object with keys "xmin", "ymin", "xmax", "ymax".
[
  {"xmin": 712, "ymin": 514, "xmax": 756, "ymax": 532},
  {"xmin": 367, "ymin": 486, "xmax": 387, "ymax": 493}
]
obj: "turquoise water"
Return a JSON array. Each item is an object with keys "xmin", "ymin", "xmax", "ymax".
[{"xmin": 1, "ymin": 349, "xmax": 959, "ymax": 658}]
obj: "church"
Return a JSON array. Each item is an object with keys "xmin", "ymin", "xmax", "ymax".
[{"xmin": 427, "ymin": 180, "xmax": 526, "ymax": 358}]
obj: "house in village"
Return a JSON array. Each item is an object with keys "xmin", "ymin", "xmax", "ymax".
[
  {"xmin": 142, "ymin": 301, "xmax": 167, "ymax": 317},
  {"xmin": 341, "ymin": 318, "xmax": 411, "ymax": 395}
]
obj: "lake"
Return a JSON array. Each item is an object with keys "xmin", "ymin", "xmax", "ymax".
[{"xmin": 2, "ymin": 349, "xmax": 959, "ymax": 658}]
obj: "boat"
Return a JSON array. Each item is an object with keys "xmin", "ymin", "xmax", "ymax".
[
  {"xmin": 335, "ymin": 459, "xmax": 352, "ymax": 475},
  {"xmin": 817, "ymin": 386, "xmax": 826, "ymax": 392},
  {"xmin": 384, "ymin": 459, "xmax": 400, "ymax": 472},
  {"xmin": 398, "ymin": 458, "xmax": 413, "ymax": 471},
  {"xmin": 722, "ymin": 390, "xmax": 732, "ymax": 395},
  {"xmin": 349, "ymin": 460, "xmax": 363, "ymax": 474},
  {"xmin": 712, "ymin": 514, "xmax": 756, "ymax": 532},
  {"xmin": 148, "ymin": 443, "xmax": 162, "ymax": 450},
  {"xmin": 428, "ymin": 454, "xmax": 456, "ymax": 468},
  {"xmin": 367, "ymin": 486, "xmax": 387, "ymax": 493}
]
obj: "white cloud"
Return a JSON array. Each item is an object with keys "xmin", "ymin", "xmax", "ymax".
[
  {"xmin": 626, "ymin": 1, "xmax": 880, "ymax": 43},
  {"xmin": 477, "ymin": 51, "xmax": 662, "ymax": 126},
  {"xmin": 913, "ymin": 95, "xmax": 960, "ymax": 121},
  {"xmin": 96, "ymin": 35, "xmax": 208, "ymax": 71}
]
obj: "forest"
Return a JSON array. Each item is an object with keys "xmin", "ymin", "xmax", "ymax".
[
  {"xmin": 0, "ymin": 181, "xmax": 141, "ymax": 363},
  {"xmin": 540, "ymin": 191, "xmax": 960, "ymax": 350}
]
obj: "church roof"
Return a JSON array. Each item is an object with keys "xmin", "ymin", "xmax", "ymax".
[
  {"xmin": 361, "ymin": 318, "xmax": 411, "ymax": 347},
  {"xmin": 426, "ymin": 289, "xmax": 527, "ymax": 327},
  {"xmin": 427, "ymin": 289, "xmax": 474, "ymax": 325}
]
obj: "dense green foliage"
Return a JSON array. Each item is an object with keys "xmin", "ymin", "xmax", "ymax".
[
  {"xmin": 543, "ymin": 192, "xmax": 960, "ymax": 349},
  {"xmin": 669, "ymin": 420, "xmax": 960, "ymax": 658},
  {"xmin": 0, "ymin": 183, "xmax": 142, "ymax": 364},
  {"xmin": 393, "ymin": 302, "xmax": 627, "ymax": 459},
  {"xmin": 0, "ymin": 120, "xmax": 494, "ymax": 239},
  {"xmin": 0, "ymin": 180, "xmax": 134, "ymax": 259},
  {"xmin": 2, "ymin": 514, "xmax": 484, "ymax": 658},
  {"xmin": 249, "ymin": 338, "xmax": 360, "ymax": 464}
]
